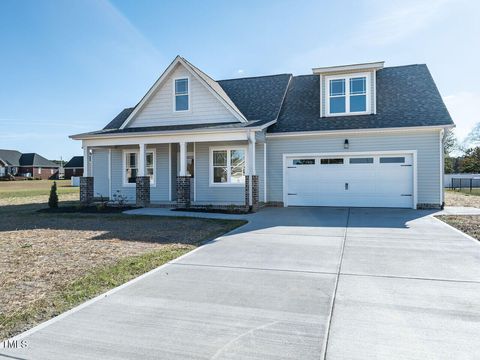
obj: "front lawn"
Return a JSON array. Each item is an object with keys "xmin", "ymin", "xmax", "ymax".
[
  {"xmin": 0, "ymin": 192, "xmax": 246, "ymax": 340},
  {"xmin": 0, "ymin": 179, "xmax": 78, "ymax": 198},
  {"xmin": 437, "ymin": 215, "xmax": 480, "ymax": 241}
]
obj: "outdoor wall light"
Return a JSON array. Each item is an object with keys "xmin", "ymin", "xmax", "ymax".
[{"xmin": 344, "ymin": 139, "xmax": 349, "ymax": 149}]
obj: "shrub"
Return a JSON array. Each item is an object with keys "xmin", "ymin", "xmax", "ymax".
[{"xmin": 48, "ymin": 181, "xmax": 59, "ymax": 208}]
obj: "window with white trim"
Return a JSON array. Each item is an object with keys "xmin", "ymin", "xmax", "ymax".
[
  {"xmin": 123, "ymin": 150, "xmax": 155, "ymax": 185},
  {"xmin": 327, "ymin": 73, "xmax": 369, "ymax": 115},
  {"xmin": 174, "ymin": 78, "xmax": 189, "ymax": 111},
  {"xmin": 211, "ymin": 148, "xmax": 246, "ymax": 185}
]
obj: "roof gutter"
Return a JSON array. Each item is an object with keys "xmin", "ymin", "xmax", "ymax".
[{"xmin": 266, "ymin": 124, "xmax": 455, "ymax": 138}]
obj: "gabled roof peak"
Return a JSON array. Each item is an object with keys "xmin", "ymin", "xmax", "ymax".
[
  {"xmin": 118, "ymin": 56, "xmax": 248, "ymax": 129},
  {"xmin": 312, "ymin": 61, "xmax": 384, "ymax": 74}
]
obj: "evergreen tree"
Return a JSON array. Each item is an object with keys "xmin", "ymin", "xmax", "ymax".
[{"xmin": 48, "ymin": 181, "xmax": 59, "ymax": 208}]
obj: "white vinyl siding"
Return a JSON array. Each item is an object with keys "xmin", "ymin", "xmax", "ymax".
[
  {"xmin": 195, "ymin": 141, "xmax": 247, "ymax": 204},
  {"xmin": 110, "ymin": 145, "xmax": 170, "ymax": 203},
  {"xmin": 128, "ymin": 64, "xmax": 237, "ymax": 127},
  {"xmin": 91, "ymin": 149, "xmax": 109, "ymax": 198},
  {"xmin": 267, "ymin": 130, "xmax": 442, "ymax": 206}
]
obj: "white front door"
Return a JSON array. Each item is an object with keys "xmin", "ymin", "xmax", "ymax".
[{"xmin": 285, "ymin": 153, "xmax": 414, "ymax": 208}]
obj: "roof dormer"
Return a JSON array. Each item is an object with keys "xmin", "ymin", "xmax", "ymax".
[{"xmin": 313, "ymin": 61, "xmax": 384, "ymax": 117}]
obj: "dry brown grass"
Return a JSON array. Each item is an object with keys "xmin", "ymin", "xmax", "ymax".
[
  {"xmin": 444, "ymin": 190, "xmax": 480, "ymax": 208},
  {"xmin": 0, "ymin": 180, "xmax": 78, "ymax": 199},
  {"xmin": 437, "ymin": 215, "xmax": 480, "ymax": 241},
  {"xmin": 0, "ymin": 192, "xmax": 245, "ymax": 339}
]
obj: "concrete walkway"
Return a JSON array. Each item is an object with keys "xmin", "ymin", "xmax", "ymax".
[{"xmin": 2, "ymin": 207, "xmax": 480, "ymax": 359}]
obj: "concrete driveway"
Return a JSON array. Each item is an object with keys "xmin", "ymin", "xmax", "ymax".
[{"xmin": 3, "ymin": 207, "xmax": 480, "ymax": 359}]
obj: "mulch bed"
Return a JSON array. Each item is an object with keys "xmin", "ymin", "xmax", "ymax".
[
  {"xmin": 173, "ymin": 207, "xmax": 250, "ymax": 214},
  {"xmin": 38, "ymin": 205, "xmax": 139, "ymax": 214}
]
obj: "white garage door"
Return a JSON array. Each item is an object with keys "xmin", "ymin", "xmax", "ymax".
[{"xmin": 285, "ymin": 153, "xmax": 414, "ymax": 208}]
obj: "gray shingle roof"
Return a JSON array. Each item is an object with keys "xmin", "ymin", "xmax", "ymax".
[
  {"xmin": 0, "ymin": 149, "xmax": 22, "ymax": 166},
  {"xmin": 94, "ymin": 63, "xmax": 452, "ymax": 137},
  {"xmin": 19, "ymin": 153, "xmax": 59, "ymax": 167},
  {"xmin": 269, "ymin": 64, "xmax": 453, "ymax": 133},
  {"xmin": 0, "ymin": 150, "xmax": 58, "ymax": 167},
  {"xmin": 79, "ymin": 119, "xmax": 273, "ymax": 137},
  {"xmin": 182, "ymin": 57, "xmax": 246, "ymax": 121},
  {"xmin": 64, "ymin": 156, "xmax": 83, "ymax": 168},
  {"xmin": 103, "ymin": 107, "xmax": 135, "ymax": 130},
  {"xmin": 218, "ymin": 74, "xmax": 292, "ymax": 121}
]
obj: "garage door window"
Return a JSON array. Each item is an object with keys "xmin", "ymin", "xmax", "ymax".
[
  {"xmin": 349, "ymin": 157, "xmax": 373, "ymax": 164},
  {"xmin": 320, "ymin": 158, "xmax": 344, "ymax": 165},
  {"xmin": 293, "ymin": 159, "xmax": 315, "ymax": 165},
  {"xmin": 380, "ymin": 157, "xmax": 405, "ymax": 164}
]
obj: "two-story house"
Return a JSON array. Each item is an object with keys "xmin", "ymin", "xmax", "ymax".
[{"xmin": 70, "ymin": 56, "xmax": 453, "ymax": 210}]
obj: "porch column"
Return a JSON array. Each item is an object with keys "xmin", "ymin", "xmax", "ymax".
[
  {"xmin": 83, "ymin": 146, "xmax": 89, "ymax": 177},
  {"xmin": 179, "ymin": 141, "xmax": 187, "ymax": 176},
  {"xmin": 80, "ymin": 146, "xmax": 93, "ymax": 204},
  {"xmin": 138, "ymin": 143, "xmax": 146, "ymax": 176},
  {"xmin": 245, "ymin": 132, "xmax": 259, "ymax": 212},
  {"xmin": 176, "ymin": 141, "xmax": 190, "ymax": 207},
  {"xmin": 136, "ymin": 143, "xmax": 150, "ymax": 207},
  {"xmin": 248, "ymin": 132, "xmax": 256, "ymax": 176}
]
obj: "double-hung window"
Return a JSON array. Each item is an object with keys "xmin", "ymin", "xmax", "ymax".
[
  {"xmin": 211, "ymin": 147, "xmax": 246, "ymax": 185},
  {"xmin": 174, "ymin": 78, "xmax": 189, "ymax": 111},
  {"xmin": 124, "ymin": 150, "xmax": 155, "ymax": 186},
  {"xmin": 327, "ymin": 73, "xmax": 369, "ymax": 115}
]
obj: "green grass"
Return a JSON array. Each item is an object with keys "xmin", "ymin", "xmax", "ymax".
[
  {"xmin": 0, "ymin": 180, "xmax": 78, "ymax": 199},
  {"xmin": 60, "ymin": 245, "xmax": 195, "ymax": 307}
]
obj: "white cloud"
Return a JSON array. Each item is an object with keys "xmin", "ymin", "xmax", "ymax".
[{"xmin": 443, "ymin": 92, "xmax": 480, "ymax": 142}]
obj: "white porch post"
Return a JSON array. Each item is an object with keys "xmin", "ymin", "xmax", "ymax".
[
  {"xmin": 83, "ymin": 146, "xmax": 89, "ymax": 177},
  {"xmin": 179, "ymin": 141, "xmax": 187, "ymax": 176},
  {"xmin": 247, "ymin": 132, "xmax": 256, "ymax": 207},
  {"xmin": 248, "ymin": 132, "xmax": 256, "ymax": 176},
  {"xmin": 138, "ymin": 143, "xmax": 146, "ymax": 176}
]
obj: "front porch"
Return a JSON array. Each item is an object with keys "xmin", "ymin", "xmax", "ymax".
[{"xmin": 79, "ymin": 132, "xmax": 263, "ymax": 212}]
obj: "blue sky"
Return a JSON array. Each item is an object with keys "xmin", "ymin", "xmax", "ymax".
[{"xmin": 1, "ymin": 0, "xmax": 479, "ymax": 160}]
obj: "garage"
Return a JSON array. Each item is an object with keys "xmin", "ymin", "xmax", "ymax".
[{"xmin": 285, "ymin": 152, "xmax": 415, "ymax": 208}]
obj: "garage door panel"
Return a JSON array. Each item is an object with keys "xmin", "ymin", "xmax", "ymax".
[{"xmin": 285, "ymin": 154, "xmax": 413, "ymax": 208}]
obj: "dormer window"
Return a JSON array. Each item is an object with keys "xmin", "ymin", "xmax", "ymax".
[
  {"xmin": 174, "ymin": 78, "xmax": 189, "ymax": 112},
  {"xmin": 326, "ymin": 73, "xmax": 370, "ymax": 116}
]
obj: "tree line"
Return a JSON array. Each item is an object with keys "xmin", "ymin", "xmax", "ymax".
[{"xmin": 444, "ymin": 130, "xmax": 480, "ymax": 173}]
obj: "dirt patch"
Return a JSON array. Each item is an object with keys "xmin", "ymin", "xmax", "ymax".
[
  {"xmin": 444, "ymin": 190, "xmax": 480, "ymax": 208},
  {"xmin": 437, "ymin": 215, "xmax": 480, "ymax": 241}
]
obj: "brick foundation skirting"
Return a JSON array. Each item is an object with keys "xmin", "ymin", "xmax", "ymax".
[
  {"xmin": 251, "ymin": 175, "xmax": 259, "ymax": 212},
  {"xmin": 176, "ymin": 176, "xmax": 191, "ymax": 207},
  {"xmin": 264, "ymin": 201, "xmax": 284, "ymax": 207},
  {"xmin": 136, "ymin": 176, "xmax": 151, "ymax": 207},
  {"xmin": 416, "ymin": 203, "xmax": 442, "ymax": 210},
  {"xmin": 80, "ymin": 177, "xmax": 94, "ymax": 204},
  {"xmin": 244, "ymin": 175, "xmax": 260, "ymax": 213}
]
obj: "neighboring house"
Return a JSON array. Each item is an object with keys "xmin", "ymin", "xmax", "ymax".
[
  {"xmin": 70, "ymin": 56, "xmax": 454, "ymax": 209},
  {"xmin": 0, "ymin": 149, "xmax": 59, "ymax": 179},
  {"xmin": 64, "ymin": 156, "xmax": 84, "ymax": 179}
]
